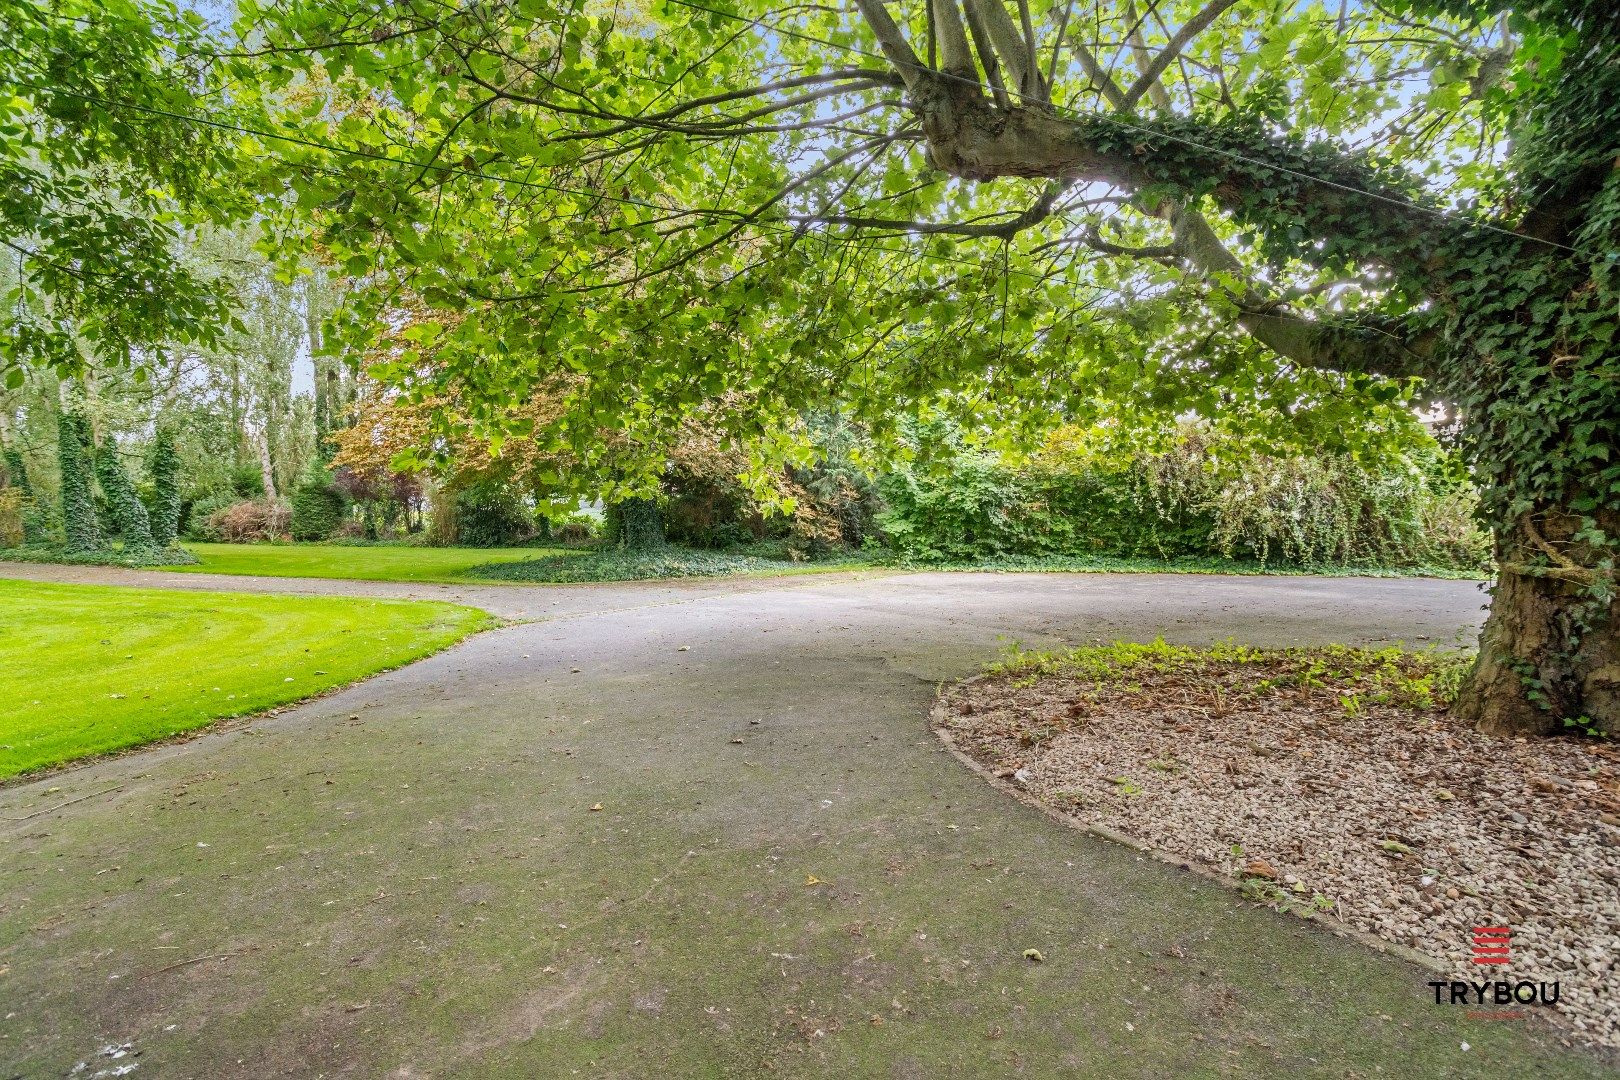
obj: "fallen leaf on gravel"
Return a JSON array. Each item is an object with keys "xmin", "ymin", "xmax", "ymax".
[
  {"xmin": 940, "ymin": 647, "xmax": 1620, "ymax": 1050},
  {"xmin": 1022, "ymin": 948, "xmax": 1045, "ymax": 962}
]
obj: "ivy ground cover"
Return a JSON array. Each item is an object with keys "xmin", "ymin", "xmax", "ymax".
[{"xmin": 168, "ymin": 542, "xmax": 577, "ymax": 584}]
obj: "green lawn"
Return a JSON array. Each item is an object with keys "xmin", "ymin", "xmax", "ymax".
[
  {"xmin": 171, "ymin": 542, "xmax": 577, "ymax": 584},
  {"xmin": 0, "ymin": 579, "xmax": 490, "ymax": 778}
]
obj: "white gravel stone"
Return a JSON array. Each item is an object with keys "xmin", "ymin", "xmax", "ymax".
[{"xmin": 942, "ymin": 658, "xmax": 1620, "ymax": 1051}]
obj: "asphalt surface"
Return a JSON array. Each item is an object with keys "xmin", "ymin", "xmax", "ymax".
[{"xmin": 4, "ymin": 566, "xmax": 1611, "ymax": 1077}]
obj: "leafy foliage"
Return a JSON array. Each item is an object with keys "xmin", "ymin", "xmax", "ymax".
[
  {"xmin": 988, "ymin": 639, "xmax": 1472, "ymax": 713},
  {"xmin": 450, "ymin": 485, "xmax": 534, "ymax": 548},
  {"xmin": 468, "ymin": 548, "xmax": 857, "ymax": 584},
  {"xmin": 146, "ymin": 427, "xmax": 182, "ymax": 547},
  {"xmin": 878, "ymin": 425, "xmax": 1487, "ymax": 570},
  {"xmin": 55, "ymin": 412, "xmax": 99, "ymax": 553},
  {"xmin": 3, "ymin": 447, "xmax": 30, "ymax": 495},
  {"xmin": 289, "ymin": 481, "xmax": 349, "ymax": 542},
  {"xmin": 93, "ymin": 439, "xmax": 155, "ymax": 551},
  {"xmin": 0, "ymin": 0, "xmax": 249, "ymax": 382},
  {"xmin": 607, "ymin": 498, "xmax": 667, "ymax": 552},
  {"xmin": 0, "ymin": 488, "xmax": 22, "ymax": 548}
]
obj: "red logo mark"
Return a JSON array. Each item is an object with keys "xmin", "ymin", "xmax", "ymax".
[{"xmin": 1471, "ymin": 925, "xmax": 1511, "ymax": 965}]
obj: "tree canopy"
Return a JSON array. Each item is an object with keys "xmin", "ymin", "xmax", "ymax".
[{"xmin": 2, "ymin": 0, "xmax": 1616, "ymax": 731}]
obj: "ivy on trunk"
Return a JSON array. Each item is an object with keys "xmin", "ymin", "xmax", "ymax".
[{"xmin": 56, "ymin": 412, "xmax": 101, "ymax": 554}]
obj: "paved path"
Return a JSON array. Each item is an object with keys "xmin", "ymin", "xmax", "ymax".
[{"xmin": 1, "ymin": 567, "xmax": 1608, "ymax": 1077}]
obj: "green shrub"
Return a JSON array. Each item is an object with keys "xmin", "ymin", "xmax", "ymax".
[
  {"xmin": 877, "ymin": 452, "xmax": 1030, "ymax": 561},
  {"xmin": 0, "ymin": 489, "xmax": 23, "ymax": 547},
  {"xmin": 552, "ymin": 511, "xmax": 600, "ymax": 544},
  {"xmin": 95, "ymin": 440, "xmax": 156, "ymax": 552},
  {"xmin": 2, "ymin": 447, "xmax": 48, "ymax": 546},
  {"xmin": 230, "ymin": 463, "xmax": 266, "ymax": 499},
  {"xmin": 184, "ymin": 492, "xmax": 236, "ymax": 539},
  {"xmin": 874, "ymin": 425, "xmax": 1489, "ymax": 572},
  {"xmin": 469, "ymin": 548, "xmax": 809, "ymax": 583},
  {"xmin": 3, "ymin": 447, "xmax": 30, "ymax": 495},
  {"xmin": 606, "ymin": 496, "xmax": 665, "ymax": 550},
  {"xmin": 452, "ymin": 484, "xmax": 533, "ymax": 547},
  {"xmin": 290, "ymin": 483, "xmax": 349, "ymax": 541}
]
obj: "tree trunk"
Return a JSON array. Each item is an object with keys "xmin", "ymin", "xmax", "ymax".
[
  {"xmin": 251, "ymin": 424, "xmax": 278, "ymax": 501},
  {"xmin": 615, "ymin": 497, "xmax": 665, "ymax": 551},
  {"xmin": 1454, "ymin": 513, "xmax": 1620, "ymax": 737}
]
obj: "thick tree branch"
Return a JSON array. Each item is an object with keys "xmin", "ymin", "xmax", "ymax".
[
  {"xmin": 790, "ymin": 180, "xmax": 1068, "ymax": 238},
  {"xmin": 852, "ymin": 0, "xmax": 928, "ymax": 88},
  {"xmin": 1164, "ymin": 203, "xmax": 1426, "ymax": 377}
]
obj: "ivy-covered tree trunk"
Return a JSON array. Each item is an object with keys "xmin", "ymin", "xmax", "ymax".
[
  {"xmin": 615, "ymin": 497, "xmax": 665, "ymax": 551},
  {"xmin": 3, "ymin": 447, "xmax": 28, "ymax": 495},
  {"xmin": 147, "ymin": 428, "xmax": 182, "ymax": 547},
  {"xmin": 56, "ymin": 411, "xmax": 101, "ymax": 553},
  {"xmin": 95, "ymin": 439, "xmax": 156, "ymax": 551},
  {"xmin": 1455, "ymin": 512, "xmax": 1620, "ymax": 737}
]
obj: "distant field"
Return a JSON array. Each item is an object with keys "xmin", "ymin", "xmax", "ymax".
[
  {"xmin": 0, "ymin": 579, "xmax": 489, "ymax": 777},
  {"xmin": 170, "ymin": 542, "xmax": 578, "ymax": 584}
]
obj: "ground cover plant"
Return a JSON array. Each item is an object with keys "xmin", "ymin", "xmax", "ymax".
[
  {"xmin": 0, "ymin": 543, "xmax": 198, "ymax": 569},
  {"xmin": 168, "ymin": 542, "xmax": 576, "ymax": 585},
  {"xmin": 0, "ymin": 579, "xmax": 489, "ymax": 777},
  {"xmin": 938, "ymin": 640, "xmax": 1620, "ymax": 1048},
  {"xmin": 465, "ymin": 546, "xmax": 871, "ymax": 584}
]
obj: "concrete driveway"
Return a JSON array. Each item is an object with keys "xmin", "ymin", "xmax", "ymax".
[{"xmin": 3, "ymin": 568, "xmax": 1608, "ymax": 1077}]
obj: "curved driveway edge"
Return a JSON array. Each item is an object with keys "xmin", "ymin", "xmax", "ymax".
[{"xmin": 6, "ymin": 567, "xmax": 1609, "ymax": 1076}]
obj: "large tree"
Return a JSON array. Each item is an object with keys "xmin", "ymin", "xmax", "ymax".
[{"xmin": 31, "ymin": 0, "xmax": 1619, "ymax": 730}]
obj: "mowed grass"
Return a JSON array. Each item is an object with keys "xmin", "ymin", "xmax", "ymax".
[
  {"xmin": 0, "ymin": 579, "xmax": 491, "ymax": 778},
  {"xmin": 171, "ymin": 542, "xmax": 578, "ymax": 584}
]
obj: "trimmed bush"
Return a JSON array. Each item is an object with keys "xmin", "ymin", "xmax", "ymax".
[{"xmin": 290, "ymin": 482, "xmax": 349, "ymax": 541}]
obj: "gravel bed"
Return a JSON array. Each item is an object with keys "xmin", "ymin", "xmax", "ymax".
[{"xmin": 936, "ymin": 647, "xmax": 1620, "ymax": 1050}]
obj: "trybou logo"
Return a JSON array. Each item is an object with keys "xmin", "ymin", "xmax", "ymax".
[
  {"xmin": 1470, "ymin": 925, "xmax": 1511, "ymax": 965},
  {"xmin": 1428, "ymin": 924, "xmax": 1562, "ymax": 1008}
]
